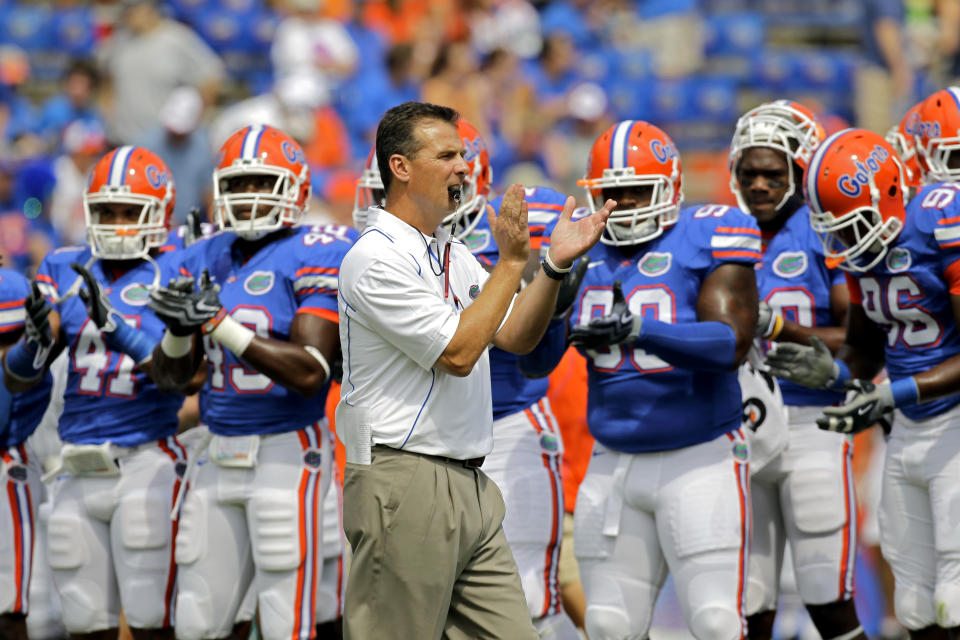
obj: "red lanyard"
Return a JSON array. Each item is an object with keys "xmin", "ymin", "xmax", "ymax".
[{"xmin": 442, "ymin": 243, "xmax": 461, "ymax": 308}]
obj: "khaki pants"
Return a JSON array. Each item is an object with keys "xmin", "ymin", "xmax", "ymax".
[{"xmin": 342, "ymin": 446, "xmax": 538, "ymax": 640}]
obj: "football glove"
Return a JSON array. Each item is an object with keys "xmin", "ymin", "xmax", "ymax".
[
  {"xmin": 817, "ymin": 379, "xmax": 894, "ymax": 435},
  {"xmin": 148, "ymin": 270, "xmax": 222, "ymax": 336},
  {"xmin": 569, "ymin": 279, "xmax": 641, "ymax": 350},
  {"xmin": 24, "ymin": 280, "xmax": 54, "ymax": 350},
  {"xmin": 183, "ymin": 208, "xmax": 203, "ymax": 248},
  {"xmin": 764, "ymin": 335, "xmax": 838, "ymax": 389},
  {"xmin": 553, "ymin": 256, "xmax": 589, "ymax": 319},
  {"xmin": 71, "ymin": 263, "xmax": 122, "ymax": 332}
]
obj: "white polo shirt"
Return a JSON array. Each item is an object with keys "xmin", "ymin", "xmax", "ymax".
[{"xmin": 336, "ymin": 208, "xmax": 510, "ymax": 461}]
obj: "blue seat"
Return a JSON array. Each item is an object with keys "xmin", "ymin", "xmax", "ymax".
[
  {"xmin": 796, "ymin": 51, "xmax": 856, "ymax": 92},
  {"xmin": 168, "ymin": 0, "xmax": 209, "ymax": 23},
  {"xmin": 704, "ymin": 13, "xmax": 765, "ymax": 57},
  {"xmin": 246, "ymin": 10, "xmax": 279, "ymax": 55},
  {"xmin": 650, "ymin": 78, "xmax": 695, "ymax": 124},
  {"xmin": 0, "ymin": 6, "xmax": 53, "ymax": 52},
  {"xmin": 193, "ymin": 8, "xmax": 249, "ymax": 55},
  {"xmin": 689, "ymin": 76, "xmax": 738, "ymax": 122},
  {"xmin": 52, "ymin": 8, "xmax": 95, "ymax": 57},
  {"xmin": 748, "ymin": 49, "xmax": 802, "ymax": 91}
]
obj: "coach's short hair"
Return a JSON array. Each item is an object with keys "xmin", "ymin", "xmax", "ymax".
[{"xmin": 375, "ymin": 102, "xmax": 460, "ymax": 195}]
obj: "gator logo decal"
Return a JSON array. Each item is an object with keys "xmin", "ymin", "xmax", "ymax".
[
  {"xmin": 773, "ymin": 251, "xmax": 807, "ymax": 278},
  {"xmin": 732, "ymin": 442, "xmax": 749, "ymax": 461},
  {"xmin": 469, "ymin": 284, "xmax": 481, "ymax": 300},
  {"xmin": 463, "ymin": 229, "xmax": 491, "ymax": 253},
  {"xmin": 638, "ymin": 252, "xmax": 671, "ymax": 276},
  {"xmin": 243, "ymin": 271, "xmax": 274, "ymax": 295},
  {"xmin": 120, "ymin": 282, "xmax": 151, "ymax": 306},
  {"xmin": 540, "ymin": 433, "xmax": 559, "ymax": 452},
  {"xmin": 303, "ymin": 449, "xmax": 323, "ymax": 469},
  {"xmin": 886, "ymin": 247, "xmax": 911, "ymax": 272}
]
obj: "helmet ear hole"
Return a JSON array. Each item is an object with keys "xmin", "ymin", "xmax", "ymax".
[{"xmin": 888, "ymin": 185, "xmax": 898, "ymax": 197}]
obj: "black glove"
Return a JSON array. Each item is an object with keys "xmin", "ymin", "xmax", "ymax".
[
  {"xmin": 24, "ymin": 281, "xmax": 54, "ymax": 349},
  {"xmin": 183, "ymin": 208, "xmax": 203, "ymax": 248},
  {"xmin": 554, "ymin": 256, "xmax": 589, "ymax": 319},
  {"xmin": 569, "ymin": 279, "xmax": 641, "ymax": 350},
  {"xmin": 71, "ymin": 263, "xmax": 121, "ymax": 332},
  {"xmin": 816, "ymin": 379, "xmax": 895, "ymax": 435},
  {"xmin": 148, "ymin": 270, "xmax": 222, "ymax": 336}
]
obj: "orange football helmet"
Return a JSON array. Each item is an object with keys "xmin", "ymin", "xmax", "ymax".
[
  {"xmin": 728, "ymin": 100, "xmax": 826, "ymax": 213},
  {"xmin": 915, "ymin": 87, "xmax": 960, "ymax": 184},
  {"xmin": 579, "ymin": 120, "xmax": 682, "ymax": 246},
  {"xmin": 353, "ymin": 146, "xmax": 384, "ymax": 232},
  {"xmin": 804, "ymin": 128, "xmax": 907, "ymax": 272},
  {"xmin": 885, "ymin": 101, "xmax": 924, "ymax": 196},
  {"xmin": 84, "ymin": 145, "xmax": 175, "ymax": 260},
  {"xmin": 213, "ymin": 124, "xmax": 311, "ymax": 240},
  {"xmin": 446, "ymin": 118, "xmax": 492, "ymax": 239}
]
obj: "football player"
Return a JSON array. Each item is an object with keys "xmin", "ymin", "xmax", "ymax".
[
  {"xmin": 767, "ymin": 118, "xmax": 960, "ymax": 638},
  {"xmin": 0, "ymin": 268, "xmax": 54, "ymax": 640},
  {"xmin": 471, "ymin": 184, "xmax": 582, "ymax": 640},
  {"xmin": 886, "ymin": 101, "xmax": 925, "ymax": 203},
  {"xmin": 728, "ymin": 100, "xmax": 866, "ymax": 640},
  {"xmin": 529, "ymin": 120, "xmax": 760, "ymax": 639},
  {"xmin": 147, "ymin": 124, "xmax": 356, "ymax": 640},
  {"xmin": 3, "ymin": 146, "xmax": 189, "ymax": 639}
]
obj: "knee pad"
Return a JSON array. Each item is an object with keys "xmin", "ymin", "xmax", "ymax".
[
  {"xmin": 258, "ymin": 589, "xmax": 301, "ymax": 640},
  {"xmin": 785, "ymin": 467, "xmax": 846, "ymax": 535},
  {"xmin": 119, "ymin": 491, "xmax": 170, "ymax": 551},
  {"xmin": 745, "ymin": 573, "xmax": 777, "ymax": 617},
  {"xmin": 251, "ymin": 491, "xmax": 301, "ymax": 572},
  {"xmin": 46, "ymin": 513, "xmax": 87, "ymax": 571},
  {"xmin": 175, "ymin": 490, "xmax": 207, "ymax": 566},
  {"xmin": 585, "ymin": 605, "xmax": 638, "ymax": 640},
  {"xmin": 58, "ymin": 581, "xmax": 108, "ymax": 633},
  {"xmin": 121, "ymin": 578, "xmax": 168, "ymax": 630},
  {"xmin": 893, "ymin": 581, "xmax": 937, "ymax": 631},
  {"xmin": 934, "ymin": 581, "xmax": 960, "ymax": 627},
  {"xmin": 689, "ymin": 605, "xmax": 741, "ymax": 640},
  {"xmin": 175, "ymin": 577, "xmax": 222, "ymax": 640}
]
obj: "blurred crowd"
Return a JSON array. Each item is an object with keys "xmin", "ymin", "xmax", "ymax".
[{"xmin": 2, "ymin": 0, "xmax": 960, "ymax": 277}]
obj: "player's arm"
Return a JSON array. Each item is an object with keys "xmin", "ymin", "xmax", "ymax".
[
  {"xmin": 694, "ymin": 262, "xmax": 759, "ymax": 368},
  {"xmin": 897, "ymin": 292, "xmax": 960, "ymax": 403},
  {"xmin": 770, "ymin": 282, "xmax": 849, "ymax": 353}
]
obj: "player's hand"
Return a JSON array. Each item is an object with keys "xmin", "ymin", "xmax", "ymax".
[
  {"xmin": 546, "ymin": 196, "xmax": 614, "ymax": 268},
  {"xmin": 71, "ymin": 262, "xmax": 122, "ymax": 332},
  {"xmin": 148, "ymin": 270, "xmax": 222, "ymax": 336},
  {"xmin": 554, "ymin": 256, "xmax": 589, "ymax": 318},
  {"xmin": 569, "ymin": 280, "xmax": 640, "ymax": 349},
  {"xmin": 756, "ymin": 301, "xmax": 783, "ymax": 339},
  {"xmin": 764, "ymin": 335, "xmax": 836, "ymax": 389},
  {"xmin": 183, "ymin": 208, "xmax": 203, "ymax": 248},
  {"xmin": 816, "ymin": 379, "xmax": 894, "ymax": 434},
  {"xmin": 24, "ymin": 281, "xmax": 54, "ymax": 349},
  {"xmin": 489, "ymin": 183, "xmax": 530, "ymax": 266}
]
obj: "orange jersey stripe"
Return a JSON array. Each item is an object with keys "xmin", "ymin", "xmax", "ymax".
[
  {"xmin": 296, "ymin": 307, "xmax": 339, "ymax": 324},
  {"xmin": 295, "ymin": 266, "xmax": 339, "ymax": 278},
  {"xmin": 715, "ymin": 226, "xmax": 762, "ymax": 236},
  {"xmin": 0, "ymin": 299, "xmax": 24, "ymax": 309},
  {"xmin": 712, "ymin": 250, "xmax": 762, "ymax": 259}
]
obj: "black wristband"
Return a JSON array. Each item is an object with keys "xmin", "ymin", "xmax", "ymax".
[{"xmin": 541, "ymin": 259, "xmax": 567, "ymax": 281}]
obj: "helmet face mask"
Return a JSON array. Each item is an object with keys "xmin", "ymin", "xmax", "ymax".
[
  {"xmin": 443, "ymin": 119, "xmax": 491, "ymax": 240},
  {"xmin": 213, "ymin": 125, "xmax": 310, "ymax": 240},
  {"xmin": 916, "ymin": 88, "xmax": 960, "ymax": 184},
  {"xmin": 805, "ymin": 128, "xmax": 907, "ymax": 272},
  {"xmin": 353, "ymin": 148, "xmax": 385, "ymax": 231},
  {"xmin": 581, "ymin": 120, "xmax": 683, "ymax": 247},
  {"xmin": 728, "ymin": 100, "xmax": 825, "ymax": 215},
  {"xmin": 84, "ymin": 145, "xmax": 174, "ymax": 261}
]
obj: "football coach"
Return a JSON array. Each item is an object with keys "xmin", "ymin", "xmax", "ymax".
[{"xmin": 335, "ymin": 101, "xmax": 614, "ymax": 638}]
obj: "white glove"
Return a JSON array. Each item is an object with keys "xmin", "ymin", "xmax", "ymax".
[
  {"xmin": 756, "ymin": 301, "xmax": 783, "ymax": 339},
  {"xmin": 763, "ymin": 335, "xmax": 839, "ymax": 389},
  {"xmin": 817, "ymin": 380, "xmax": 894, "ymax": 434}
]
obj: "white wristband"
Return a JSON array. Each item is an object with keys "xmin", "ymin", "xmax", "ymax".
[
  {"xmin": 160, "ymin": 331, "xmax": 193, "ymax": 358},
  {"xmin": 210, "ymin": 315, "xmax": 256, "ymax": 356},
  {"xmin": 303, "ymin": 345, "xmax": 331, "ymax": 383},
  {"xmin": 544, "ymin": 250, "xmax": 572, "ymax": 274}
]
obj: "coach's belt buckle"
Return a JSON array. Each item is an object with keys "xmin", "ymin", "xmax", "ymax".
[
  {"xmin": 60, "ymin": 442, "xmax": 122, "ymax": 477},
  {"xmin": 209, "ymin": 435, "xmax": 260, "ymax": 468}
]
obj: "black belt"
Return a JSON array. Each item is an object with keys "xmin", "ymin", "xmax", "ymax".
[{"xmin": 373, "ymin": 445, "xmax": 484, "ymax": 469}]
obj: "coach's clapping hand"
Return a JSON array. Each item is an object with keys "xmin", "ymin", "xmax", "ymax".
[
  {"xmin": 546, "ymin": 195, "xmax": 615, "ymax": 269},
  {"xmin": 488, "ymin": 183, "xmax": 531, "ymax": 267}
]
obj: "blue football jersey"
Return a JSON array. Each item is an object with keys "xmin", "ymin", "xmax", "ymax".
[
  {"xmin": 757, "ymin": 205, "xmax": 846, "ymax": 407},
  {"xmin": 570, "ymin": 205, "xmax": 761, "ymax": 453},
  {"xmin": 468, "ymin": 187, "xmax": 565, "ymax": 418},
  {"xmin": 179, "ymin": 225, "xmax": 356, "ymax": 436},
  {"xmin": 36, "ymin": 248, "xmax": 183, "ymax": 446},
  {"xmin": 0, "ymin": 268, "xmax": 52, "ymax": 448},
  {"xmin": 847, "ymin": 183, "xmax": 960, "ymax": 420}
]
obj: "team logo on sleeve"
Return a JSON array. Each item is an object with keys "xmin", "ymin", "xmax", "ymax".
[
  {"xmin": 638, "ymin": 252, "xmax": 672, "ymax": 276},
  {"xmin": 463, "ymin": 229, "xmax": 490, "ymax": 253},
  {"xmin": 120, "ymin": 283, "xmax": 151, "ymax": 306},
  {"xmin": 469, "ymin": 284, "xmax": 481, "ymax": 300},
  {"xmin": 885, "ymin": 247, "xmax": 911, "ymax": 272},
  {"xmin": 773, "ymin": 251, "xmax": 808, "ymax": 278},
  {"xmin": 243, "ymin": 271, "xmax": 274, "ymax": 295}
]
